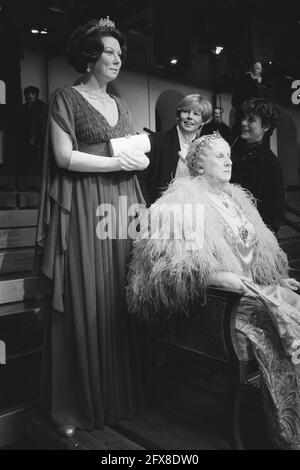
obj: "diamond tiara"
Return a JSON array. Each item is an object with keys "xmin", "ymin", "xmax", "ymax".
[
  {"xmin": 86, "ymin": 16, "xmax": 116, "ymax": 35},
  {"xmin": 191, "ymin": 131, "xmax": 222, "ymax": 169},
  {"xmin": 97, "ymin": 16, "xmax": 115, "ymax": 28}
]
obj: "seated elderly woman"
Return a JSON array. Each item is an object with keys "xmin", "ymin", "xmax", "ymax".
[{"xmin": 126, "ymin": 131, "xmax": 300, "ymax": 450}]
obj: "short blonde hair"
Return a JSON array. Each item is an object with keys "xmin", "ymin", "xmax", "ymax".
[{"xmin": 176, "ymin": 94, "xmax": 212, "ymax": 123}]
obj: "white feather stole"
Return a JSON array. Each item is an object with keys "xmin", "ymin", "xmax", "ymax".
[{"xmin": 126, "ymin": 177, "xmax": 289, "ymax": 323}]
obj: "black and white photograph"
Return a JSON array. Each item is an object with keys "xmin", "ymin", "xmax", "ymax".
[{"xmin": 1, "ymin": 0, "xmax": 300, "ymax": 453}]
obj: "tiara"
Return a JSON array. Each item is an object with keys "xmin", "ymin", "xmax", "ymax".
[
  {"xmin": 97, "ymin": 16, "xmax": 115, "ymax": 28},
  {"xmin": 191, "ymin": 131, "xmax": 222, "ymax": 170},
  {"xmin": 86, "ymin": 16, "xmax": 116, "ymax": 35}
]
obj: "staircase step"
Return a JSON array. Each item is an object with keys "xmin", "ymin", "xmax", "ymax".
[
  {"xmin": 285, "ymin": 212, "xmax": 300, "ymax": 224},
  {"xmin": 1, "ymin": 306, "xmax": 44, "ymax": 360},
  {"xmin": 0, "ymin": 176, "xmax": 16, "ymax": 191},
  {"xmin": 0, "ymin": 300, "xmax": 41, "ymax": 318},
  {"xmin": 285, "ymin": 191, "xmax": 300, "ymax": 201},
  {"xmin": 0, "ymin": 275, "xmax": 38, "ymax": 304},
  {"xmin": 18, "ymin": 176, "xmax": 41, "ymax": 191},
  {"xmin": 0, "ymin": 406, "xmax": 29, "ymax": 448},
  {"xmin": 18, "ymin": 193, "xmax": 40, "ymax": 209},
  {"xmin": 286, "ymin": 200, "xmax": 300, "ymax": 211},
  {"xmin": 0, "ymin": 210, "xmax": 37, "ymax": 228},
  {"xmin": 0, "ymin": 249, "xmax": 35, "ymax": 274},
  {"xmin": 0, "ymin": 178, "xmax": 42, "ymax": 450},
  {"xmin": 0, "ymin": 193, "xmax": 17, "ymax": 209},
  {"xmin": 0, "ymin": 227, "xmax": 36, "ymax": 249},
  {"xmin": 277, "ymin": 225, "xmax": 300, "ymax": 240}
]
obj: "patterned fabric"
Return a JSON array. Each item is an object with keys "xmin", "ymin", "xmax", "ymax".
[{"xmin": 236, "ymin": 287, "xmax": 300, "ymax": 449}]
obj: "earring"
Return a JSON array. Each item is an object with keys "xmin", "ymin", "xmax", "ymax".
[
  {"xmin": 87, "ymin": 64, "xmax": 92, "ymax": 73},
  {"xmin": 199, "ymin": 168, "xmax": 204, "ymax": 174}
]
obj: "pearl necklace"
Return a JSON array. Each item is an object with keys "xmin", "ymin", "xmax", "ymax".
[{"xmin": 79, "ymin": 83, "xmax": 114, "ymax": 107}]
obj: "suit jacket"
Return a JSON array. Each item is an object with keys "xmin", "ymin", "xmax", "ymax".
[
  {"xmin": 200, "ymin": 121, "xmax": 231, "ymax": 143},
  {"xmin": 138, "ymin": 126, "xmax": 180, "ymax": 206}
]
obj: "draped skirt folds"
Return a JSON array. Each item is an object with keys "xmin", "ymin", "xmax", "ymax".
[
  {"xmin": 39, "ymin": 172, "xmax": 147, "ymax": 430},
  {"xmin": 236, "ymin": 285, "xmax": 300, "ymax": 449}
]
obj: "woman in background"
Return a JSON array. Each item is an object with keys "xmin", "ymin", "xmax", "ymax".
[
  {"xmin": 138, "ymin": 94, "xmax": 212, "ymax": 206},
  {"xmin": 231, "ymin": 98, "xmax": 284, "ymax": 234}
]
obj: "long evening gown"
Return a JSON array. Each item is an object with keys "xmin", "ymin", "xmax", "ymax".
[{"xmin": 36, "ymin": 87, "xmax": 146, "ymax": 430}]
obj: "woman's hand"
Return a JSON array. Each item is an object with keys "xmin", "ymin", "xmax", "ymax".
[
  {"xmin": 118, "ymin": 150, "xmax": 149, "ymax": 171},
  {"xmin": 280, "ymin": 278, "xmax": 300, "ymax": 291},
  {"xmin": 208, "ymin": 271, "xmax": 250, "ymax": 294}
]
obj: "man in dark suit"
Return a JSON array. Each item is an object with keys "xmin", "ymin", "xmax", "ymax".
[
  {"xmin": 200, "ymin": 106, "xmax": 230, "ymax": 143},
  {"xmin": 138, "ymin": 94, "xmax": 212, "ymax": 206}
]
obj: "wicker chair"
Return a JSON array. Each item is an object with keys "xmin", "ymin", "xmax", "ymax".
[{"xmin": 149, "ymin": 287, "xmax": 260, "ymax": 450}]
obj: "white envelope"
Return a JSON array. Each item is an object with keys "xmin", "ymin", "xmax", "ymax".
[{"xmin": 109, "ymin": 134, "xmax": 151, "ymax": 157}]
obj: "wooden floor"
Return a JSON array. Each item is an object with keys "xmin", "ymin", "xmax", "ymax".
[{"xmin": 19, "ymin": 363, "xmax": 275, "ymax": 451}]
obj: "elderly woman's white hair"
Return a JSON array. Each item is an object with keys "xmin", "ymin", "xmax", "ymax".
[{"xmin": 186, "ymin": 131, "xmax": 226, "ymax": 176}]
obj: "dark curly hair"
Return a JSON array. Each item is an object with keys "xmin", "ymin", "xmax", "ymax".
[
  {"xmin": 66, "ymin": 19, "xmax": 127, "ymax": 73},
  {"xmin": 241, "ymin": 98, "xmax": 281, "ymax": 135}
]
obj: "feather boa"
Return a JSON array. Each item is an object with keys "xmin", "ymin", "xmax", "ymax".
[{"xmin": 126, "ymin": 177, "xmax": 289, "ymax": 323}]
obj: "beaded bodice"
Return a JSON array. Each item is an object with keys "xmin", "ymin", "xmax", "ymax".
[
  {"xmin": 58, "ymin": 87, "xmax": 134, "ymax": 156},
  {"xmin": 207, "ymin": 191, "xmax": 257, "ymax": 277}
]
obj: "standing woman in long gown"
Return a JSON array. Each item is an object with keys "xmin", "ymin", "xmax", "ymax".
[{"xmin": 35, "ymin": 17, "xmax": 149, "ymax": 436}]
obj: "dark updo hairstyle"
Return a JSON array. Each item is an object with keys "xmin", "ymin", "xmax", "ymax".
[
  {"xmin": 66, "ymin": 19, "xmax": 127, "ymax": 74},
  {"xmin": 241, "ymin": 98, "xmax": 281, "ymax": 136}
]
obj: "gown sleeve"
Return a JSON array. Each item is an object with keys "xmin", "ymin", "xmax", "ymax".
[{"xmin": 35, "ymin": 88, "xmax": 78, "ymax": 313}]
